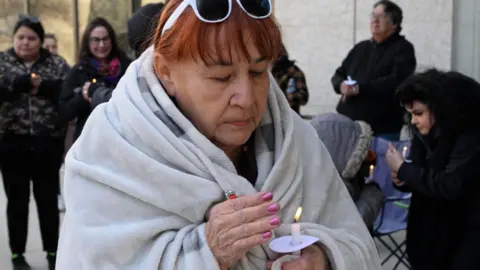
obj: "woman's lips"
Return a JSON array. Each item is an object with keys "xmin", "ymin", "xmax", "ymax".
[{"xmin": 229, "ymin": 120, "xmax": 250, "ymax": 127}]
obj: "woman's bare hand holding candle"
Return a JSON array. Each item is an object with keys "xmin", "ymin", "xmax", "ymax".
[
  {"xmin": 386, "ymin": 143, "xmax": 404, "ymax": 172},
  {"xmin": 205, "ymin": 192, "xmax": 280, "ymax": 270},
  {"xmin": 30, "ymin": 73, "xmax": 41, "ymax": 93},
  {"xmin": 266, "ymin": 245, "xmax": 329, "ymax": 270},
  {"xmin": 82, "ymin": 81, "xmax": 92, "ymax": 102}
]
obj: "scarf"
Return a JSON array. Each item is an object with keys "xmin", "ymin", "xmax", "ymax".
[
  {"xmin": 57, "ymin": 47, "xmax": 381, "ymax": 270},
  {"xmin": 89, "ymin": 57, "xmax": 122, "ymax": 85}
]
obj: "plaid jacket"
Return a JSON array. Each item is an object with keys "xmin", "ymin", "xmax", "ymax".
[{"xmin": 0, "ymin": 48, "xmax": 69, "ymax": 137}]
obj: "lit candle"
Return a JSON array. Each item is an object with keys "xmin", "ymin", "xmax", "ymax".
[
  {"xmin": 92, "ymin": 78, "xmax": 97, "ymax": 83},
  {"xmin": 402, "ymin": 146, "xmax": 408, "ymax": 159},
  {"xmin": 369, "ymin": 165, "xmax": 375, "ymax": 178},
  {"xmin": 31, "ymin": 73, "xmax": 37, "ymax": 78},
  {"xmin": 291, "ymin": 207, "xmax": 302, "ymax": 245}
]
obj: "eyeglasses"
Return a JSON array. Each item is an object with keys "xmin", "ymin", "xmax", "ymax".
[
  {"xmin": 89, "ymin": 37, "xmax": 111, "ymax": 45},
  {"xmin": 18, "ymin": 14, "xmax": 40, "ymax": 24},
  {"xmin": 162, "ymin": 0, "xmax": 272, "ymax": 35}
]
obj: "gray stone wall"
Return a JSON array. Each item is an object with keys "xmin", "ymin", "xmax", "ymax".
[{"xmin": 274, "ymin": 0, "xmax": 453, "ymax": 115}]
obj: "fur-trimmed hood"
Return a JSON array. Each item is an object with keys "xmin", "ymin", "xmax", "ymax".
[{"xmin": 310, "ymin": 113, "xmax": 373, "ymax": 180}]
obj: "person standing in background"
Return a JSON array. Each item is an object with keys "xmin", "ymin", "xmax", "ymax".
[
  {"xmin": 43, "ymin": 33, "xmax": 58, "ymax": 56},
  {"xmin": 43, "ymin": 32, "xmax": 71, "ymax": 212},
  {"xmin": 0, "ymin": 15, "xmax": 69, "ymax": 270},
  {"xmin": 331, "ymin": 0, "xmax": 416, "ymax": 140},
  {"xmin": 59, "ymin": 18, "xmax": 131, "ymax": 141},
  {"xmin": 271, "ymin": 44, "xmax": 309, "ymax": 115},
  {"xmin": 127, "ymin": 3, "xmax": 166, "ymax": 58}
]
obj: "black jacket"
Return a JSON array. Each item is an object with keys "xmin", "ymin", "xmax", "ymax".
[
  {"xmin": 0, "ymin": 48, "xmax": 70, "ymax": 137},
  {"xmin": 396, "ymin": 129, "xmax": 480, "ymax": 269},
  {"xmin": 59, "ymin": 56, "xmax": 131, "ymax": 140},
  {"xmin": 331, "ymin": 33, "xmax": 416, "ymax": 134}
]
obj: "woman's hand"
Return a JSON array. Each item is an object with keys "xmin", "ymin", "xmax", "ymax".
[
  {"xmin": 31, "ymin": 74, "xmax": 41, "ymax": 89},
  {"xmin": 205, "ymin": 192, "xmax": 280, "ymax": 270},
  {"xmin": 30, "ymin": 75, "xmax": 41, "ymax": 95},
  {"xmin": 82, "ymin": 81, "xmax": 92, "ymax": 102},
  {"xmin": 386, "ymin": 143, "xmax": 404, "ymax": 172},
  {"xmin": 391, "ymin": 170, "xmax": 404, "ymax": 187},
  {"xmin": 340, "ymin": 82, "xmax": 359, "ymax": 102},
  {"xmin": 267, "ymin": 245, "xmax": 329, "ymax": 270}
]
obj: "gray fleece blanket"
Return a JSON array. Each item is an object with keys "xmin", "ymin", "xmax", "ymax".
[{"xmin": 56, "ymin": 47, "xmax": 381, "ymax": 269}]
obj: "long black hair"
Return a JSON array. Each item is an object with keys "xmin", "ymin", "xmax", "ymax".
[
  {"xmin": 396, "ymin": 69, "xmax": 480, "ymax": 164},
  {"xmin": 397, "ymin": 69, "xmax": 480, "ymax": 136},
  {"xmin": 271, "ymin": 44, "xmax": 295, "ymax": 75},
  {"xmin": 77, "ymin": 17, "xmax": 127, "ymax": 63}
]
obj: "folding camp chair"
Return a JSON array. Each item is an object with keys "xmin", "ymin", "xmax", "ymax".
[{"xmin": 371, "ymin": 138, "xmax": 412, "ymax": 269}]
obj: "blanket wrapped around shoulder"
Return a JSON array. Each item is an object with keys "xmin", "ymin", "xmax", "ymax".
[{"xmin": 57, "ymin": 47, "xmax": 381, "ymax": 270}]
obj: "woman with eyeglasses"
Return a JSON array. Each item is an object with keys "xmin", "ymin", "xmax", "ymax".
[
  {"xmin": 0, "ymin": 16, "xmax": 69, "ymax": 270},
  {"xmin": 58, "ymin": 17, "xmax": 131, "ymax": 141},
  {"xmin": 386, "ymin": 69, "xmax": 480, "ymax": 269},
  {"xmin": 56, "ymin": 1, "xmax": 380, "ymax": 269}
]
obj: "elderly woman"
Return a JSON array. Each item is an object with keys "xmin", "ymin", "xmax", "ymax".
[
  {"xmin": 0, "ymin": 16, "xmax": 69, "ymax": 270},
  {"xmin": 57, "ymin": 1, "xmax": 380, "ymax": 269},
  {"xmin": 386, "ymin": 69, "xmax": 480, "ymax": 269}
]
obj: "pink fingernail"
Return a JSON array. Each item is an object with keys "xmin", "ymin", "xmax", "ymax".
[
  {"xmin": 262, "ymin": 192, "xmax": 273, "ymax": 201},
  {"xmin": 263, "ymin": 231, "xmax": 272, "ymax": 239},
  {"xmin": 268, "ymin": 203, "xmax": 279, "ymax": 213},
  {"xmin": 270, "ymin": 217, "xmax": 280, "ymax": 226}
]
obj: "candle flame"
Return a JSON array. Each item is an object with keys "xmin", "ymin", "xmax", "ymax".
[
  {"xmin": 369, "ymin": 165, "xmax": 375, "ymax": 177},
  {"xmin": 92, "ymin": 78, "xmax": 97, "ymax": 83},
  {"xmin": 403, "ymin": 146, "xmax": 408, "ymax": 151},
  {"xmin": 31, "ymin": 73, "xmax": 37, "ymax": 78},
  {"xmin": 294, "ymin": 207, "xmax": 302, "ymax": 222}
]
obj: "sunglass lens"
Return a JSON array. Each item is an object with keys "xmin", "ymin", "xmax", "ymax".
[
  {"xmin": 196, "ymin": 0, "xmax": 230, "ymax": 21},
  {"xmin": 239, "ymin": 0, "xmax": 271, "ymax": 17}
]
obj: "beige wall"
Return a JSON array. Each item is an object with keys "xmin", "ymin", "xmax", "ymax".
[
  {"xmin": 452, "ymin": 0, "xmax": 480, "ymax": 81},
  {"xmin": 142, "ymin": 0, "xmax": 166, "ymax": 4},
  {"xmin": 274, "ymin": 0, "xmax": 453, "ymax": 115},
  {"xmin": 0, "ymin": 0, "xmax": 138, "ymax": 65},
  {"xmin": 0, "ymin": 0, "xmax": 27, "ymax": 52}
]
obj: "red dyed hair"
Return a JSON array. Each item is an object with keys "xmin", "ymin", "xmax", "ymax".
[{"xmin": 153, "ymin": 0, "xmax": 283, "ymax": 65}]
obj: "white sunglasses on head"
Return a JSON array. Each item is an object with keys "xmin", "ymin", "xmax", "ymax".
[{"xmin": 162, "ymin": 0, "xmax": 273, "ymax": 35}]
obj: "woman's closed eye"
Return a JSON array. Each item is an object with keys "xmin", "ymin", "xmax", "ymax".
[
  {"xmin": 211, "ymin": 75, "xmax": 232, "ymax": 83},
  {"xmin": 250, "ymin": 70, "xmax": 267, "ymax": 77}
]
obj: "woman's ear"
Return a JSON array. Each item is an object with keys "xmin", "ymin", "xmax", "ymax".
[{"xmin": 154, "ymin": 53, "xmax": 176, "ymax": 96}]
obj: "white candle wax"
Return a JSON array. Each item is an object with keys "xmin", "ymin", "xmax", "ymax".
[{"xmin": 291, "ymin": 223, "xmax": 301, "ymax": 245}]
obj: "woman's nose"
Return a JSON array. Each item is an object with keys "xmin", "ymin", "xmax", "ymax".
[
  {"xmin": 410, "ymin": 117, "xmax": 417, "ymax": 125},
  {"xmin": 230, "ymin": 81, "xmax": 254, "ymax": 108}
]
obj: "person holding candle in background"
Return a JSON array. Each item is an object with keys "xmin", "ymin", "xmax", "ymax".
[
  {"xmin": 0, "ymin": 15, "xmax": 69, "ymax": 270},
  {"xmin": 386, "ymin": 69, "xmax": 480, "ymax": 269},
  {"xmin": 59, "ymin": 17, "xmax": 131, "ymax": 141},
  {"xmin": 271, "ymin": 44, "xmax": 309, "ymax": 115},
  {"xmin": 331, "ymin": 0, "xmax": 416, "ymax": 140},
  {"xmin": 57, "ymin": 1, "xmax": 380, "ymax": 269}
]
